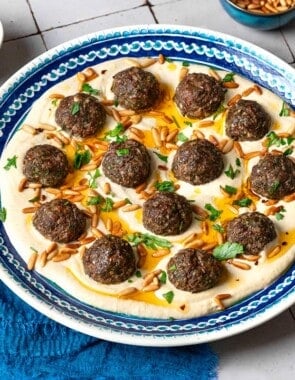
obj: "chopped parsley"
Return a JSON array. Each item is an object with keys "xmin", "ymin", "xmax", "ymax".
[
  {"xmin": 168, "ymin": 264, "xmax": 177, "ymax": 272},
  {"xmin": 153, "ymin": 151, "xmax": 168, "ymax": 163},
  {"xmin": 177, "ymin": 132, "xmax": 189, "ymax": 142},
  {"xmin": 233, "ymin": 197, "xmax": 252, "ymax": 207},
  {"xmin": 275, "ymin": 207, "xmax": 286, "ymax": 221},
  {"xmin": 212, "ymin": 223, "xmax": 225, "ymax": 233},
  {"xmin": 81, "ymin": 83, "xmax": 100, "ymax": 96},
  {"xmin": 236, "ymin": 158, "xmax": 241, "ymax": 167},
  {"xmin": 104, "ymin": 123, "xmax": 126, "ymax": 142},
  {"xmin": 269, "ymin": 180, "xmax": 280, "ymax": 196},
  {"xmin": 162, "ymin": 291, "xmax": 174, "ymax": 304},
  {"xmin": 265, "ymin": 131, "xmax": 295, "ymax": 149},
  {"xmin": 205, "ymin": 203, "xmax": 222, "ymax": 221},
  {"xmin": 222, "ymin": 72, "xmax": 235, "ymax": 82},
  {"xmin": 159, "ymin": 271, "xmax": 167, "ymax": 285},
  {"xmin": 71, "ymin": 101, "xmax": 80, "ymax": 115},
  {"xmin": 3, "ymin": 155, "xmax": 17, "ymax": 170},
  {"xmin": 51, "ymin": 98, "xmax": 58, "ymax": 107},
  {"xmin": 182, "ymin": 61, "xmax": 190, "ymax": 67},
  {"xmin": 213, "ymin": 242, "xmax": 244, "ymax": 261},
  {"xmin": 88, "ymin": 168, "xmax": 101, "ymax": 188},
  {"xmin": 224, "ymin": 164, "xmax": 240, "ymax": 180},
  {"xmin": 126, "ymin": 232, "xmax": 172, "ymax": 249},
  {"xmin": 87, "ymin": 195, "xmax": 103, "ymax": 205},
  {"xmin": 29, "ymin": 195, "xmax": 40, "ymax": 203},
  {"xmin": 284, "ymin": 147, "xmax": 293, "ymax": 156},
  {"xmin": 135, "ymin": 270, "xmax": 142, "ymax": 278},
  {"xmin": 155, "ymin": 180, "xmax": 175, "ymax": 192},
  {"xmin": 116, "ymin": 148, "xmax": 129, "ymax": 157},
  {"xmin": 114, "ymin": 98, "xmax": 119, "ymax": 107},
  {"xmin": 184, "ymin": 121, "xmax": 193, "ymax": 128},
  {"xmin": 73, "ymin": 149, "xmax": 91, "ymax": 169},
  {"xmin": 213, "ymin": 104, "xmax": 226, "ymax": 120},
  {"xmin": 101, "ymin": 197, "xmax": 114, "ymax": 212},
  {"xmin": 221, "ymin": 185, "xmax": 237, "ymax": 195},
  {"xmin": 0, "ymin": 207, "xmax": 7, "ymax": 222},
  {"xmin": 279, "ymin": 101, "xmax": 290, "ymax": 117}
]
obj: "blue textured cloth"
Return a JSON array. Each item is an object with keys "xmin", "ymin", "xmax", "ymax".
[{"xmin": 0, "ymin": 281, "xmax": 218, "ymax": 380}]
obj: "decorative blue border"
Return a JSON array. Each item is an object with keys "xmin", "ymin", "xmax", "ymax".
[{"xmin": 0, "ymin": 25, "xmax": 294, "ymax": 343}]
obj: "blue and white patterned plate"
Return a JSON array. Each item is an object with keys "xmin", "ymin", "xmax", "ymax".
[{"xmin": 0, "ymin": 25, "xmax": 294, "ymax": 346}]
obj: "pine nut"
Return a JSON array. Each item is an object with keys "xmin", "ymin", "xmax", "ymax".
[
  {"xmin": 151, "ymin": 127, "xmax": 162, "ymax": 147},
  {"xmin": 122, "ymin": 204, "xmax": 141, "ymax": 212},
  {"xmin": 118, "ymin": 287, "xmax": 138, "ymax": 297},
  {"xmin": 27, "ymin": 251, "xmax": 38, "ymax": 270},
  {"xmin": 18, "ymin": 178, "xmax": 27, "ymax": 192},
  {"xmin": 267, "ymin": 244, "xmax": 281, "ymax": 258},
  {"xmin": 52, "ymin": 253, "xmax": 71, "ymax": 262},
  {"xmin": 22, "ymin": 124, "xmax": 37, "ymax": 135}
]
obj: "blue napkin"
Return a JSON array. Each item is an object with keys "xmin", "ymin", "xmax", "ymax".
[{"xmin": 0, "ymin": 281, "xmax": 218, "ymax": 380}]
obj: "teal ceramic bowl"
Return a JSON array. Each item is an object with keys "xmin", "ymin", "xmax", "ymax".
[{"xmin": 220, "ymin": 0, "xmax": 295, "ymax": 30}]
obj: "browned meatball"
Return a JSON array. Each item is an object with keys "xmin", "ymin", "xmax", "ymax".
[
  {"xmin": 23, "ymin": 144, "xmax": 69, "ymax": 187},
  {"xmin": 225, "ymin": 100, "xmax": 271, "ymax": 141},
  {"xmin": 82, "ymin": 235, "xmax": 136, "ymax": 284},
  {"xmin": 172, "ymin": 139, "xmax": 224, "ymax": 185},
  {"xmin": 102, "ymin": 139, "xmax": 151, "ymax": 188},
  {"xmin": 55, "ymin": 93, "xmax": 106, "ymax": 138},
  {"xmin": 111, "ymin": 66, "xmax": 161, "ymax": 111},
  {"xmin": 143, "ymin": 191, "xmax": 193, "ymax": 236},
  {"xmin": 167, "ymin": 249, "xmax": 223, "ymax": 293},
  {"xmin": 173, "ymin": 73, "xmax": 225, "ymax": 119},
  {"xmin": 226, "ymin": 212, "xmax": 276, "ymax": 255},
  {"xmin": 33, "ymin": 199, "xmax": 86, "ymax": 243},
  {"xmin": 250, "ymin": 154, "xmax": 295, "ymax": 199}
]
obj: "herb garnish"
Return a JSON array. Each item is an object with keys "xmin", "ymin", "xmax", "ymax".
[
  {"xmin": 29, "ymin": 195, "xmax": 40, "ymax": 203},
  {"xmin": 265, "ymin": 131, "xmax": 295, "ymax": 149},
  {"xmin": 116, "ymin": 148, "xmax": 129, "ymax": 157},
  {"xmin": 275, "ymin": 206, "xmax": 286, "ymax": 221},
  {"xmin": 213, "ymin": 242, "xmax": 244, "ymax": 260},
  {"xmin": 279, "ymin": 102, "xmax": 290, "ymax": 117},
  {"xmin": 159, "ymin": 271, "xmax": 167, "ymax": 284},
  {"xmin": 269, "ymin": 180, "xmax": 280, "ymax": 196},
  {"xmin": 88, "ymin": 169, "xmax": 101, "ymax": 188},
  {"xmin": 135, "ymin": 270, "xmax": 142, "ymax": 278},
  {"xmin": 224, "ymin": 164, "xmax": 240, "ymax": 180},
  {"xmin": 153, "ymin": 151, "xmax": 168, "ymax": 163},
  {"xmin": 283, "ymin": 147, "xmax": 293, "ymax": 156},
  {"xmin": 104, "ymin": 123, "xmax": 126, "ymax": 142},
  {"xmin": 184, "ymin": 121, "xmax": 193, "ymax": 128},
  {"xmin": 155, "ymin": 181, "xmax": 175, "ymax": 192},
  {"xmin": 0, "ymin": 207, "xmax": 7, "ymax": 222},
  {"xmin": 101, "ymin": 197, "xmax": 114, "ymax": 212},
  {"xmin": 212, "ymin": 223, "xmax": 225, "ymax": 233},
  {"xmin": 126, "ymin": 232, "xmax": 172, "ymax": 249},
  {"xmin": 168, "ymin": 264, "xmax": 177, "ymax": 272},
  {"xmin": 222, "ymin": 72, "xmax": 235, "ymax": 82},
  {"xmin": 87, "ymin": 195, "xmax": 103, "ymax": 205},
  {"xmin": 51, "ymin": 98, "xmax": 58, "ymax": 107},
  {"xmin": 233, "ymin": 197, "xmax": 252, "ymax": 207},
  {"xmin": 177, "ymin": 132, "xmax": 189, "ymax": 142},
  {"xmin": 73, "ymin": 149, "xmax": 91, "ymax": 169},
  {"xmin": 4, "ymin": 155, "xmax": 17, "ymax": 170},
  {"xmin": 182, "ymin": 61, "xmax": 190, "ymax": 67},
  {"xmin": 213, "ymin": 104, "xmax": 226, "ymax": 120},
  {"xmin": 82, "ymin": 83, "xmax": 100, "ymax": 96},
  {"xmin": 162, "ymin": 291, "xmax": 174, "ymax": 304},
  {"xmin": 205, "ymin": 203, "xmax": 222, "ymax": 221},
  {"xmin": 221, "ymin": 185, "xmax": 237, "ymax": 195},
  {"xmin": 71, "ymin": 101, "xmax": 80, "ymax": 115}
]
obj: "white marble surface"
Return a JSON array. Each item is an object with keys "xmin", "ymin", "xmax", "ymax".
[{"xmin": 0, "ymin": 1, "xmax": 294, "ymax": 379}]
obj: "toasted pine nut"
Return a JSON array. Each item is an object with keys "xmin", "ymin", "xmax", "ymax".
[
  {"xmin": 227, "ymin": 94, "xmax": 242, "ymax": 106},
  {"xmin": 152, "ymin": 248, "xmax": 170, "ymax": 258},
  {"xmin": 193, "ymin": 129, "xmax": 205, "ymax": 139},
  {"xmin": 215, "ymin": 293, "xmax": 231, "ymax": 300},
  {"xmin": 229, "ymin": 259, "xmax": 251, "ymax": 270},
  {"xmin": 46, "ymin": 242, "xmax": 57, "ymax": 254},
  {"xmin": 158, "ymin": 53, "xmax": 165, "ymax": 64},
  {"xmin": 113, "ymin": 199, "xmax": 128, "ymax": 209},
  {"xmin": 233, "ymin": 141, "xmax": 244, "ymax": 158},
  {"xmin": 142, "ymin": 273, "xmax": 155, "ymax": 287},
  {"xmin": 183, "ymin": 232, "xmax": 198, "ymax": 245},
  {"xmin": 191, "ymin": 205, "xmax": 208, "ymax": 220},
  {"xmin": 84, "ymin": 67, "xmax": 98, "ymax": 80},
  {"xmin": 267, "ymin": 244, "xmax": 281, "ymax": 258},
  {"xmin": 199, "ymin": 120, "xmax": 214, "ymax": 128},
  {"xmin": 208, "ymin": 68, "xmax": 221, "ymax": 81},
  {"xmin": 135, "ymin": 182, "xmax": 147, "ymax": 194},
  {"xmin": 77, "ymin": 72, "xmax": 86, "ymax": 82},
  {"xmin": 142, "ymin": 283, "xmax": 160, "ymax": 292},
  {"xmin": 22, "ymin": 206, "xmax": 39, "ymax": 213},
  {"xmin": 38, "ymin": 123, "xmax": 56, "ymax": 131},
  {"xmin": 27, "ymin": 251, "xmax": 38, "ymax": 270},
  {"xmin": 139, "ymin": 58, "xmax": 157, "ymax": 68},
  {"xmin": 179, "ymin": 67, "xmax": 189, "ymax": 81},
  {"xmin": 91, "ymin": 213, "xmax": 99, "ymax": 228},
  {"xmin": 185, "ymin": 239, "xmax": 204, "ymax": 249},
  {"xmin": 103, "ymin": 182, "xmax": 111, "ymax": 194},
  {"xmin": 118, "ymin": 287, "xmax": 138, "ymax": 297},
  {"xmin": 283, "ymin": 192, "xmax": 295, "ymax": 202},
  {"xmin": 151, "ymin": 127, "xmax": 161, "ymax": 147},
  {"xmin": 60, "ymin": 248, "xmax": 77, "ymax": 255},
  {"xmin": 137, "ymin": 244, "xmax": 147, "ymax": 257},
  {"xmin": 52, "ymin": 253, "xmax": 71, "ymax": 262},
  {"xmin": 243, "ymin": 151, "xmax": 261, "ymax": 160},
  {"xmin": 240, "ymin": 254, "xmax": 260, "ymax": 262},
  {"xmin": 221, "ymin": 139, "xmax": 234, "ymax": 154},
  {"xmin": 79, "ymin": 236, "xmax": 96, "ymax": 245},
  {"xmin": 39, "ymin": 250, "xmax": 48, "ymax": 268},
  {"xmin": 208, "ymin": 134, "xmax": 219, "ymax": 146},
  {"xmin": 91, "ymin": 227, "xmax": 104, "ymax": 238},
  {"xmin": 165, "ymin": 142, "xmax": 178, "ymax": 150},
  {"xmin": 223, "ymin": 81, "xmax": 239, "ymax": 89},
  {"xmin": 253, "ymin": 84, "xmax": 263, "ymax": 95},
  {"xmin": 18, "ymin": 178, "xmax": 28, "ymax": 192},
  {"xmin": 122, "ymin": 204, "xmax": 141, "ymax": 212},
  {"xmin": 130, "ymin": 127, "xmax": 145, "ymax": 138},
  {"xmin": 242, "ymin": 87, "xmax": 255, "ymax": 97},
  {"xmin": 128, "ymin": 132, "xmax": 143, "ymax": 143},
  {"xmin": 22, "ymin": 124, "xmax": 37, "ymax": 135},
  {"xmin": 46, "ymin": 249, "xmax": 58, "ymax": 260},
  {"xmin": 214, "ymin": 297, "xmax": 225, "ymax": 310},
  {"xmin": 166, "ymin": 129, "xmax": 178, "ymax": 142},
  {"xmin": 106, "ymin": 218, "xmax": 113, "ymax": 232}
]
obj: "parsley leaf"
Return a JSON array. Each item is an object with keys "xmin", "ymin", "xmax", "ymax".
[
  {"xmin": 224, "ymin": 164, "xmax": 240, "ymax": 180},
  {"xmin": 101, "ymin": 197, "xmax": 114, "ymax": 212},
  {"xmin": 82, "ymin": 83, "xmax": 100, "ymax": 96},
  {"xmin": 87, "ymin": 195, "xmax": 103, "ymax": 205},
  {"xmin": 71, "ymin": 101, "xmax": 80, "ymax": 115},
  {"xmin": 275, "ymin": 206, "xmax": 286, "ymax": 221},
  {"xmin": 279, "ymin": 102, "xmax": 290, "ymax": 117},
  {"xmin": 153, "ymin": 151, "xmax": 168, "ymax": 163},
  {"xmin": 88, "ymin": 169, "xmax": 101, "ymax": 188},
  {"xmin": 212, "ymin": 223, "xmax": 225, "ymax": 233},
  {"xmin": 0, "ymin": 207, "xmax": 7, "ymax": 222},
  {"xmin": 177, "ymin": 132, "xmax": 189, "ymax": 142},
  {"xmin": 222, "ymin": 72, "xmax": 235, "ymax": 82},
  {"xmin": 182, "ymin": 61, "xmax": 190, "ymax": 67},
  {"xmin": 116, "ymin": 148, "xmax": 129, "ymax": 157},
  {"xmin": 205, "ymin": 203, "xmax": 222, "ymax": 221},
  {"xmin": 269, "ymin": 180, "xmax": 280, "ymax": 196},
  {"xmin": 155, "ymin": 181, "xmax": 175, "ymax": 192},
  {"xmin": 126, "ymin": 232, "xmax": 172, "ymax": 249},
  {"xmin": 221, "ymin": 185, "xmax": 237, "ymax": 195},
  {"xmin": 4, "ymin": 155, "xmax": 18, "ymax": 170},
  {"xmin": 162, "ymin": 291, "xmax": 174, "ymax": 304},
  {"xmin": 213, "ymin": 242, "xmax": 244, "ymax": 260},
  {"xmin": 104, "ymin": 123, "xmax": 126, "ymax": 142},
  {"xmin": 233, "ymin": 197, "xmax": 252, "ymax": 207},
  {"xmin": 159, "ymin": 271, "xmax": 167, "ymax": 285},
  {"xmin": 73, "ymin": 149, "xmax": 91, "ymax": 169}
]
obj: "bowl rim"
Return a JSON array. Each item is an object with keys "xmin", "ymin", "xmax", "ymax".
[{"xmin": 223, "ymin": 0, "xmax": 295, "ymax": 17}]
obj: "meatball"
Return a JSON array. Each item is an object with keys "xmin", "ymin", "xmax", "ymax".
[
  {"xmin": 55, "ymin": 93, "xmax": 106, "ymax": 138},
  {"xmin": 173, "ymin": 73, "xmax": 225, "ymax": 119},
  {"xmin": 143, "ymin": 191, "xmax": 192, "ymax": 236},
  {"xmin": 82, "ymin": 235, "xmax": 136, "ymax": 284},
  {"xmin": 167, "ymin": 249, "xmax": 222, "ymax": 293},
  {"xmin": 111, "ymin": 66, "xmax": 161, "ymax": 111},
  {"xmin": 33, "ymin": 199, "xmax": 86, "ymax": 243},
  {"xmin": 172, "ymin": 139, "xmax": 224, "ymax": 185},
  {"xmin": 226, "ymin": 212, "xmax": 276, "ymax": 255},
  {"xmin": 250, "ymin": 154, "xmax": 295, "ymax": 199},
  {"xmin": 225, "ymin": 99, "xmax": 271, "ymax": 141},
  {"xmin": 23, "ymin": 144, "xmax": 69, "ymax": 187},
  {"xmin": 102, "ymin": 139, "xmax": 151, "ymax": 188}
]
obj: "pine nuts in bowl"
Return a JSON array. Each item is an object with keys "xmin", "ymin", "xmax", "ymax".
[{"xmin": 220, "ymin": 0, "xmax": 295, "ymax": 30}]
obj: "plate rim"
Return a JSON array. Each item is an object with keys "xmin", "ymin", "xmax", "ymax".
[{"xmin": 0, "ymin": 24, "xmax": 294, "ymax": 347}]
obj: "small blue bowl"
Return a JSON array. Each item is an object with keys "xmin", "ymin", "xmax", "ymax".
[{"xmin": 220, "ymin": 0, "xmax": 295, "ymax": 30}]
